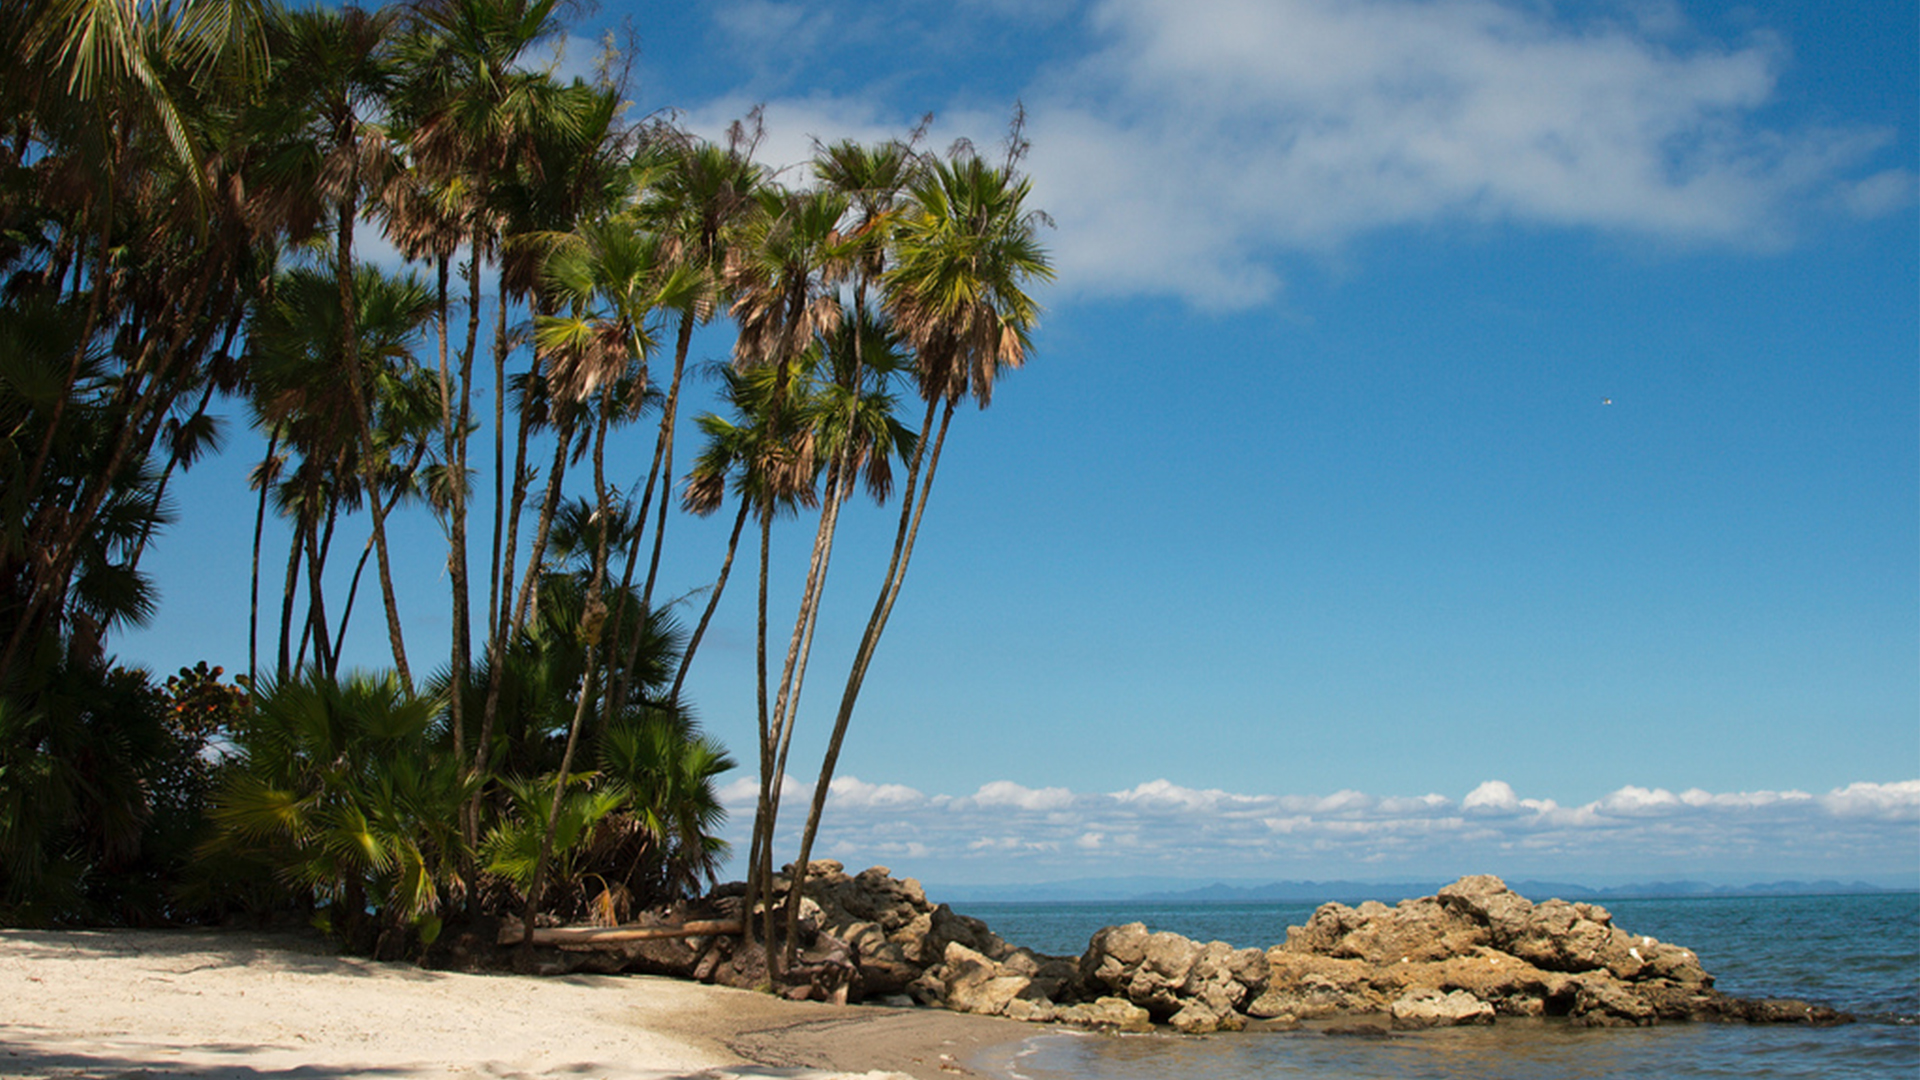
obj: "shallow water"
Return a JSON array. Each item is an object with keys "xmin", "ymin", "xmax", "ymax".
[{"xmin": 960, "ymin": 892, "xmax": 1920, "ymax": 1080}]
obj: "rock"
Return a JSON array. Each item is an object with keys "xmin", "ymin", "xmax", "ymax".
[
  {"xmin": 1379, "ymin": 947, "xmax": 1576, "ymax": 1017},
  {"xmin": 939, "ymin": 942, "xmax": 1034, "ymax": 1017},
  {"xmin": 1437, "ymin": 875, "xmax": 1536, "ymax": 940},
  {"xmin": 1052, "ymin": 996, "xmax": 1154, "ymax": 1032},
  {"xmin": 1128, "ymin": 931, "xmax": 1204, "ymax": 1016},
  {"xmin": 1000, "ymin": 947, "xmax": 1082, "ymax": 1002},
  {"xmin": 837, "ymin": 920, "xmax": 918, "ymax": 997},
  {"xmin": 1253, "ymin": 952, "xmax": 1385, "ymax": 1018},
  {"xmin": 1569, "ymin": 977, "xmax": 1658, "ymax": 1027},
  {"xmin": 1170, "ymin": 998, "xmax": 1247, "ymax": 1034},
  {"xmin": 1185, "ymin": 940, "xmax": 1269, "ymax": 1016},
  {"xmin": 1079, "ymin": 922, "xmax": 1152, "ymax": 995},
  {"xmin": 1717, "ymin": 996, "xmax": 1853, "ymax": 1025},
  {"xmin": 1390, "ymin": 988, "xmax": 1496, "ymax": 1029}
]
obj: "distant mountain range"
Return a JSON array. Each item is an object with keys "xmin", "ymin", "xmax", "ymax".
[{"xmin": 925, "ymin": 876, "xmax": 1914, "ymax": 905}]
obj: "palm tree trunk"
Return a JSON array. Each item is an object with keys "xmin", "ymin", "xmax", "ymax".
[
  {"xmin": 433, "ymin": 253, "xmax": 464, "ymax": 773},
  {"xmin": 455, "ymin": 232, "xmax": 483, "ymax": 780},
  {"xmin": 302, "ymin": 507, "xmax": 338, "ymax": 678},
  {"xmin": 333, "ymin": 452, "xmax": 421, "ymax": 668},
  {"xmin": 522, "ymin": 391, "xmax": 615, "ymax": 947},
  {"xmin": 607, "ymin": 310, "xmax": 694, "ymax": 719},
  {"xmin": 486, "ymin": 283, "xmax": 509, "ymax": 681},
  {"xmin": 250, "ymin": 432, "xmax": 281, "ymax": 692},
  {"xmin": 363, "ymin": 459, "xmax": 412, "ymax": 685},
  {"xmin": 747, "ymin": 501, "xmax": 776, "ymax": 963},
  {"xmin": 776, "ymin": 461, "xmax": 856, "ymax": 963},
  {"xmin": 670, "ymin": 497, "xmax": 751, "ymax": 704},
  {"xmin": 642, "ymin": 310, "xmax": 698, "ymax": 608},
  {"xmin": 278, "ymin": 504, "xmax": 305, "ymax": 682},
  {"xmin": 786, "ymin": 397, "xmax": 953, "ymax": 924},
  {"xmin": 481, "ymin": 412, "xmax": 575, "ymax": 776}
]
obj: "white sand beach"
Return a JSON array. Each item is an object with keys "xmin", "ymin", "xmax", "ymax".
[{"xmin": 0, "ymin": 930, "xmax": 1028, "ymax": 1080}]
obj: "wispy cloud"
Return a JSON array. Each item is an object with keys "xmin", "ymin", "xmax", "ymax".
[
  {"xmin": 724, "ymin": 776, "xmax": 1920, "ymax": 885},
  {"xmin": 690, "ymin": 0, "xmax": 1913, "ymax": 309}
]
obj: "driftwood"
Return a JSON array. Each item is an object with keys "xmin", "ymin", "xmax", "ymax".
[{"xmin": 496, "ymin": 919, "xmax": 742, "ymax": 947}]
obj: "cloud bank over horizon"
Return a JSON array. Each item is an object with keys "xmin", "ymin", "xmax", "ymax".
[
  {"xmin": 720, "ymin": 775, "xmax": 1920, "ymax": 887},
  {"xmin": 679, "ymin": 0, "xmax": 1914, "ymax": 309}
]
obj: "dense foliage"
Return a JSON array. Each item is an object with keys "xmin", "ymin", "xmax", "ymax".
[{"xmin": 0, "ymin": 0, "xmax": 1049, "ymax": 967}]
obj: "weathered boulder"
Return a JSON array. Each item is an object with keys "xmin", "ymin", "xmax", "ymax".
[
  {"xmin": 937, "ymin": 942, "xmax": 1035, "ymax": 1016},
  {"xmin": 1052, "ymin": 996, "xmax": 1155, "ymax": 1032},
  {"xmin": 1076, "ymin": 921, "xmax": 1267, "ymax": 1030},
  {"xmin": 1390, "ymin": 988, "xmax": 1496, "ymax": 1029},
  {"xmin": 1250, "ymin": 952, "xmax": 1384, "ymax": 1019},
  {"xmin": 1287, "ymin": 897, "xmax": 1488, "ymax": 965},
  {"xmin": 1568, "ymin": 976, "xmax": 1658, "ymax": 1026}
]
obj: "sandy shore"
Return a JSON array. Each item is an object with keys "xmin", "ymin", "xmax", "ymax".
[{"xmin": 0, "ymin": 929, "xmax": 1033, "ymax": 1080}]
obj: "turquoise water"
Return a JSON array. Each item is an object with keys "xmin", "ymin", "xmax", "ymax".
[{"xmin": 957, "ymin": 892, "xmax": 1919, "ymax": 1079}]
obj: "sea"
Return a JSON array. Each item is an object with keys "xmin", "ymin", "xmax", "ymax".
[{"xmin": 953, "ymin": 892, "xmax": 1919, "ymax": 1080}]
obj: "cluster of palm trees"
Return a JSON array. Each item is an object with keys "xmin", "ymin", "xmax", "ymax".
[{"xmin": 0, "ymin": 0, "xmax": 1050, "ymax": 966}]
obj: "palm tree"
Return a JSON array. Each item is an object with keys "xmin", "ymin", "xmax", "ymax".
[
  {"xmin": 721, "ymin": 183, "xmax": 858, "ymax": 958},
  {"xmin": 392, "ymin": 0, "xmax": 586, "ymax": 816},
  {"xmin": 252, "ymin": 1, "xmax": 414, "ymax": 684},
  {"xmin": 605, "ymin": 132, "xmax": 767, "ymax": 718},
  {"xmin": 207, "ymin": 669, "xmax": 469, "ymax": 956},
  {"xmin": 596, "ymin": 712, "xmax": 734, "ymax": 903},
  {"xmin": 785, "ymin": 149, "xmax": 1052, "ymax": 925},
  {"xmin": 517, "ymin": 212, "xmax": 694, "ymax": 945},
  {"xmin": 245, "ymin": 262, "xmax": 438, "ymax": 681},
  {"xmin": 0, "ymin": 0, "xmax": 272, "ymax": 686}
]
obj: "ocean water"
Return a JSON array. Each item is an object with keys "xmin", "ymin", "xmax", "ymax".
[{"xmin": 956, "ymin": 892, "xmax": 1920, "ymax": 1080}]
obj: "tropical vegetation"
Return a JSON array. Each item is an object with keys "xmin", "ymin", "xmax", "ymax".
[{"xmin": 0, "ymin": 0, "xmax": 1050, "ymax": 979}]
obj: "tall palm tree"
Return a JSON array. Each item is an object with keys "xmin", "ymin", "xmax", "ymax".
[
  {"xmin": 785, "ymin": 150, "xmax": 1052, "ymax": 923},
  {"xmin": 605, "ymin": 133, "xmax": 767, "ymax": 718},
  {"xmin": 245, "ymin": 262, "xmax": 438, "ymax": 681},
  {"xmin": 720, "ymin": 183, "xmax": 862, "ymax": 958},
  {"xmin": 392, "ymin": 0, "xmax": 585, "ymax": 814},
  {"xmin": 517, "ymin": 214, "xmax": 693, "ymax": 944},
  {"xmin": 0, "ymin": 0, "xmax": 272, "ymax": 686},
  {"xmin": 252, "ymin": 1, "xmax": 414, "ymax": 684}
]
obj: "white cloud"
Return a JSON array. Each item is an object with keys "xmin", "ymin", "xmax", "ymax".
[
  {"xmin": 1821, "ymin": 780, "xmax": 1920, "ymax": 819},
  {"xmin": 965, "ymin": 779, "xmax": 1077, "ymax": 811},
  {"xmin": 724, "ymin": 775, "xmax": 1920, "ymax": 885},
  {"xmin": 718, "ymin": 771, "xmax": 808, "ymax": 808},
  {"xmin": 829, "ymin": 775, "xmax": 926, "ymax": 808},
  {"xmin": 1464, "ymin": 779, "xmax": 1519, "ymax": 811},
  {"xmin": 691, "ymin": 0, "xmax": 1900, "ymax": 309}
]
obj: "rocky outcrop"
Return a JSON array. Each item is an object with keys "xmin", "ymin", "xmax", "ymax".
[
  {"xmin": 1254, "ymin": 874, "xmax": 1847, "ymax": 1027},
  {"xmin": 501, "ymin": 865, "xmax": 1850, "ymax": 1033},
  {"xmin": 1076, "ymin": 922, "xmax": 1270, "ymax": 1033}
]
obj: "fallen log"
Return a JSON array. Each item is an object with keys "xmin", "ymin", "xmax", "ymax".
[{"xmin": 496, "ymin": 919, "xmax": 743, "ymax": 947}]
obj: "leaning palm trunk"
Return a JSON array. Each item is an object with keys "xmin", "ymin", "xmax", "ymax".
[
  {"xmin": 455, "ymin": 230, "xmax": 487, "ymax": 827},
  {"xmin": 522, "ymin": 392, "xmax": 616, "ymax": 946},
  {"xmin": 277, "ymin": 505, "xmax": 305, "ymax": 682},
  {"xmin": 608, "ymin": 311, "xmax": 697, "ymax": 718},
  {"xmin": 773, "ymin": 458, "xmax": 860, "ymax": 964},
  {"xmin": 478, "ymin": 414, "xmax": 577, "ymax": 846},
  {"xmin": 330, "ymin": 448, "xmax": 424, "ymax": 667},
  {"xmin": 670, "ymin": 497, "xmax": 752, "ymax": 704},
  {"xmin": 747, "ymin": 501, "xmax": 777, "ymax": 959},
  {"xmin": 250, "ymin": 432, "xmax": 283, "ymax": 690},
  {"xmin": 784, "ymin": 395, "xmax": 952, "ymax": 926},
  {"xmin": 335, "ymin": 196, "xmax": 413, "ymax": 687}
]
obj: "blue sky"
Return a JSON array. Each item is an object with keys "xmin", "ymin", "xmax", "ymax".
[{"xmin": 124, "ymin": 0, "xmax": 1918, "ymax": 888}]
